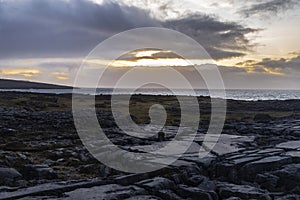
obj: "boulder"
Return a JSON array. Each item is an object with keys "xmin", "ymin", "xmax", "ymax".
[
  {"xmin": 239, "ymin": 156, "xmax": 292, "ymax": 181},
  {"xmin": 217, "ymin": 182, "xmax": 271, "ymax": 200},
  {"xmin": 255, "ymin": 173, "xmax": 279, "ymax": 191},
  {"xmin": 272, "ymin": 164, "xmax": 300, "ymax": 191},
  {"xmin": 186, "ymin": 175, "xmax": 206, "ymax": 187},
  {"xmin": 154, "ymin": 189, "xmax": 182, "ymax": 200},
  {"xmin": 0, "ymin": 167, "xmax": 22, "ymax": 186},
  {"xmin": 79, "ymin": 164, "xmax": 111, "ymax": 177}
]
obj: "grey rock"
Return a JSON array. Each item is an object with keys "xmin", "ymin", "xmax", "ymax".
[
  {"xmin": 224, "ymin": 198, "xmax": 242, "ymax": 200},
  {"xmin": 232, "ymin": 156, "xmax": 263, "ymax": 166},
  {"xmin": 155, "ymin": 189, "xmax": 182, "ymax": 200},
  {"xmin": 291, "ymin": 130, "xmax": 300, "ymax": 137},
  {"xmin": 42, "ymin": 159, "xmax": 55, "ymax": 166},
  {"xmin": 177, "ymin": 184, "xmax": 215, "ymax": 200},
  {"xmin": 276, "ymin": 141, "xmax": 300, "ymax": 150},
  {"xmin": 257, "ymin": 148, "xmax": 284, "ymax": 155},
  {"xmin": 0, "ymin": 168, "xmax": 22, "ymax": 186},
  {"xmin": 79, "ymin": 164, "xmax": 110, "ymax": 177},
  {"xmin": 275, "ymin": 194, "xmax": 300, "ymax": 200},
  {"xmin": 255, "ymin": 173, "xmax": 279, "ymax": 191},
  {"xmin": 198, "ymin": 179, "xmax": 216, "ymax": 191},
  {"xmin": 272, "ymin": 164, "xmax": 300, "ymax": 191},
  {"xmin": 286, "ymin": 151, "xmax": 300, "ymax": 162},
  {"xmin": 125, "ymin": 195, "xmax": 162, "ymax": 200},
  {"xmin": 64, "ymin": 184, "xmax": 147, "ymax": 200},
  {"xmin": 185, "ymin": 164, "xmax": 203, "ymax": 175},
  {"xmin": 170, "ymin": 171, "xmax": 190, "ymax": 185},
  {"xmin": 137, "ymin": 177, "xmax": 175, "ymax": 191},
  {"xmin": 214, "ymin": 162, "xmax": 238, "ymax": 182},
  {"xmin": 196, "ymin": 157, "xmax": 216, "ymax": 168},
  {"xmin": 20, "ymin": 165, "xmax": 57, "ymax": 180},
  {"xmin": 239, "ymin": 156, "xmax": 292, "ymax": 181},
  {"xmin": 115, "ymin": 173, "xmax": 149, "ymax": 186},
  {"xmin": 0, "ymin": 179, "xmax": 111, "ymax": 199},
  {"xmin": 217, "ymin": 182, "xmax": 272, "ymax": 200},
  {"xmin": 187, "ymin": 175, "xmax": 206, "ymax": 187}
]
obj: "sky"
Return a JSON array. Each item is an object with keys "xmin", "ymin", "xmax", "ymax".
[{"xmin": 0, "ymin": 0, "xmax": 299, "ymax": 89}]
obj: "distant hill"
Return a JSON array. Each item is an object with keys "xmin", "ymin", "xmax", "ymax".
[{"xmin": 0, "ymin": 79, "xmax": 72, "ymax": 89}]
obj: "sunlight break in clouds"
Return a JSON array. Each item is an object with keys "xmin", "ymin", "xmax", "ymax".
[
  {"xmin": 133, "ymin": 50, "xmax": 165, "ymax": 58},
  {"xmin": 0, "ymin": 69, "xmax": 40, "ymax": 77}
]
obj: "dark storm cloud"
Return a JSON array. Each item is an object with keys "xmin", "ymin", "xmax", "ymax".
[
  {"xmin": 0, "ymin": 0, "xmax": 257, "ymax": 60},
  {"xmin": 164, "ymin": 14, "xmax": 258, "ymax": 60},
  {"xmin": 239, "ymin": 0, "xmax": 299, "ymax": 18},
  {"xmin": 0, "ymin": 0, "xmax": 159, "ymax": 59}
]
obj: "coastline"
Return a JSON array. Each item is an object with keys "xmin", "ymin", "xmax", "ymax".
[{"xmin": 1, "ymin": 88, "xmax": 300, "ymax": 101}]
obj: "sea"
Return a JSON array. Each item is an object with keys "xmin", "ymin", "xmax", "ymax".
[{"xmin": 0, "ymin": 88, "xmax": 300, "ymax": 101}]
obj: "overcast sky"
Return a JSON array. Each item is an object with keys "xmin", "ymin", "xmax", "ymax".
[{"xmin": 0, "ymin": 0, "xmax": 299, "ymax": 89}]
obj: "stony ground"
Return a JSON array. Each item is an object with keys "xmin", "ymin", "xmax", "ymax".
[{"xmin": 0, "ymin": 92, "xmax": 300, "ymax": 200}]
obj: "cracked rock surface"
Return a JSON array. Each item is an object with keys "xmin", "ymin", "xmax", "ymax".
[{"xmin": 0, "ymin": 92, "xmax": 300, "ymax": 199}]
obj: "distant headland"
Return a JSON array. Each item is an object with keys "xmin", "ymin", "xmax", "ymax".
[{"xmin": 0, "ymin": 79, "xmax": 72, "ymax": 89}]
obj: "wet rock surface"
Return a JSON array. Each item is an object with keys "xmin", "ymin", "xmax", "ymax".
[{"xmin": 0, "ymin": 92, "xmax": 300, "ymax": 199}]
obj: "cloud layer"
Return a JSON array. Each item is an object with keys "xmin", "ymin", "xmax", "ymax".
[
  {"xmin": 0, "ymin": 0, "xmax": 256, "ymax": 60},
  {"xmin": 239, "ymin": 53, "xmax": 300, "ymax": 76},
  {"xmin": 239, "ymin": 0, "xmax": 299, "ymax": 18},
  {"xmin": 0, "ymin": 0, "xmax": 159, "ymax": 59},
  {"xmin": 164, "ymin": 14, "xmax": 257, "ymax": 60}
]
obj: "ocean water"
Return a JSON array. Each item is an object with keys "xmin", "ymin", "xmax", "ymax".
[{"xmin": 0, "ymin": 88, "xmax": 300, "ymax": 101}]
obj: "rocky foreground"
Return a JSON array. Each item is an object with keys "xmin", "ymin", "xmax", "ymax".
[{"xmin": 0, "ymin": 92, "xmax": 300, "ymax": 200}]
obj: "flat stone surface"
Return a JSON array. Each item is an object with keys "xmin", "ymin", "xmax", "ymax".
[
  {"xmin": 124, "ymin": 195, "xmax": 161, "ymax": 200},
  {"xmin": 0, "ymin": 179, "xmax": 110, "ymax": 200},
  {"xmin": 239, "ymin": 156, "xmax": 292, "ymax": 180},
  {"xmin": 217, "ymin": 182, "xmax": 272, "ymax": 200},
  {"xmin": 201, "ymin": 134, "xmax": 255, "ymax": 156},
  {"xmin": 286, "ymin": 151, "xmax": 300, "ymax": 158},
  {"xmin": 251, "ymin": 156, "xmax": 291, "ymax": 164},
  {"xmin": 137, "ymin": 177, "xmax": 175, "ymax": 190},
  {"xmin": 257, "ymin": 148, "xmax": 284, "ymax": 154},
  {"xmin": 232, "ymin": 156, "xmax": 263, "ymax": 166},
  {"xmin": 276, "ymin": 141, "xmax": 300, "ymax": 150},
  {"xmin": 63, "ymin": 184, "xmax": 146, "ymax": 200}
]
